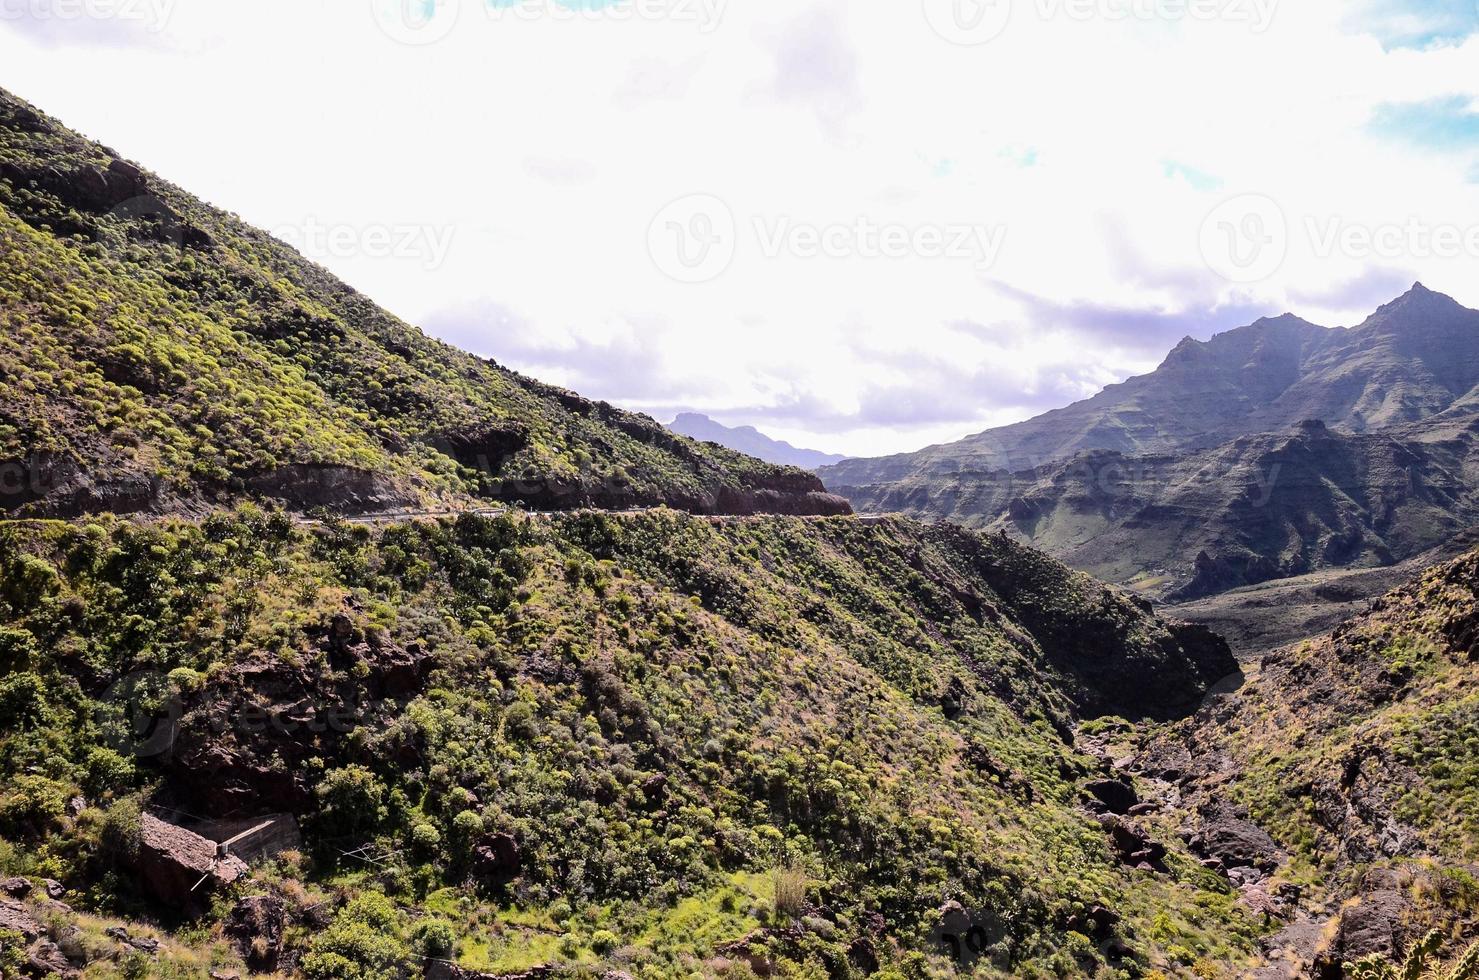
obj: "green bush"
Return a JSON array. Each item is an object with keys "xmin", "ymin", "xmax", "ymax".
[{"xmin": 315, "ymin": 766, "xmax": 387, "ymax": 839}]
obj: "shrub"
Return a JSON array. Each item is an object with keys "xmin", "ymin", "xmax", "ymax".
[
  {"xmin": 315, "ymin": 765, "xmax": 387, "ymax": 839},
  {"xmin": 83, "ymin": 747, "xmax": 136, "ymax": 797},
  {"xmin": 412, "ymin": 918, "xmax": 457, "ymax": 958},
  {"xmin": 302, "ymin": 894, "xmax": 413, "ymax": 980},
  {"xmin": 0, "ymin": 671, "xmax": 46, "ymax": 728},
  {"xmin": 0, "ymin": 775, "xmax": 70, "ymax": 837}
]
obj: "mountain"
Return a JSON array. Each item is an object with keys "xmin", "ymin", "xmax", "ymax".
[
  {"xmin": 847, "ymin": 415, "xmax": 1479, "ymax": 601},
  {"xmin": 667, "ymin": 412, "xmax": 848, "ymax": 468},
  {"xmin": 822, "ymin": 284, "xmax": 1479, "ymax": 485},
  {"xmin": 824, "ymin": 286, "xmax": 1479, "ymax": 601},
  {"xmin": 0, "ymin": 88, "xmax": 847, "ymax": 519},
  {"xmin": 5, "ymin": 85, "xmax": 1479, "ymax": 980}
]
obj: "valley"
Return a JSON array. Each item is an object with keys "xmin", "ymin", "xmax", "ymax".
[{"xmin": 1, "ymin": 83, "xmax": 1478, "ymax": 980}]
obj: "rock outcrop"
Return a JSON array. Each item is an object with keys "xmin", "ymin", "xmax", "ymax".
[{"xmin": 135, "ymin": 813, "xmax": 249, "ymax": 910}]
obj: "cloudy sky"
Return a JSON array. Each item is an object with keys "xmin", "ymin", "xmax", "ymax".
[{"xmin": 3, "ymin": 0, "xmax": 1478, "ymax": 456}]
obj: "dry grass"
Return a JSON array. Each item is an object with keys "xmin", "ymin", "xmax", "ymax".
[{"xmin": 771, "ymin": 865, "xmax": 807, "ymax": 921}]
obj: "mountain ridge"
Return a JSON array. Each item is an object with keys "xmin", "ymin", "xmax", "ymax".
[
  {"xmin": 822, "ymin": 283, "xmax": 1479, "ymax": 487},
  {"xmin": 666, "ymin": 412, "xmax": 849, "ymax": 469},
  {"xmin": 823, "ymin": 284, "xmax": 1479, "ymax": 601}
]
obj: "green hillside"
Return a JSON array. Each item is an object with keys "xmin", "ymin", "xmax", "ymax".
[
  {"xmin": 0, "ymin": 509, "xmax": 1246, "ymax": 977},
  {"xmin": 0, "ymin": 88, "xmax": 845, "ymax": 518}
]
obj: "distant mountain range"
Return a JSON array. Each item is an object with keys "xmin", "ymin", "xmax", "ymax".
[
  {"xmin": 667, "ymin": 412, "xmax": 849, "ymax": 469},
  {"xmin": 822, "ymin": 284, "xmax": 1479, "ymax": 600}
]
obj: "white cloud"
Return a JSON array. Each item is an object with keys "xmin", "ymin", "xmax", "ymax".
[{"xmin": 4, "ymin": 0, "xmax": 1478, "ymax": 456}]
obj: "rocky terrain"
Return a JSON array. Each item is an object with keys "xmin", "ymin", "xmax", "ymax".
[
  {"xmin": 1121, "ymin": 541, "xmax": 1479, "ymax": 977},
  {"xmin": 823, "ymin": 287, "xmax": 1479, "ymax": 606}
]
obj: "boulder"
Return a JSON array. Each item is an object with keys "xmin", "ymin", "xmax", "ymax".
[
  {"xmin": 0, "ymin": 898, "xmax": 40, "ymax": 939},
  {"xmin": 1100, "ymin": 815, "xmax": 1167, "ymax": 872},
  {"xmin": 1085, "ymin": 778, "xmax": 1139, "ymax": 815},
  {"xmin": 0, "ymin": 878, "xmax": 31, "ymax": 898},
  {"xmin": 471, "ymin": 833, "xmax": 521, "ymax": 880},
  {"xmin": 135, "ymin": 813, "xmax": 249, "ymax": 910},
  {"xmin": 1312, "ymin": 871, "xmax": 1417, "ymax": 976},
  {"xmin": 1190, "ymin": 811, "xmax": 1279, "ymax": 871},
  {"xmin": 105, "ymin": 926, "xmax": 160, "ymax": 954},
  {"xmin": 26, "ymin": 938, "xmax": 77, "ymax": 977}
]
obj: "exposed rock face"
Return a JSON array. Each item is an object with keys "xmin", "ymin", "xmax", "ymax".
[
  {"xmin": 27, "ymin": 938, "xmax": 77, "ymax": 977},
  {"xmin": 244, "ymin": 464, "xmax": 418, "ymax": 514},
  {"xmin": 167, "ymin": 609, "xmax": 433, "ymax": 816},
  {"xmin": 1100, "ymin": 815, "xmax": 1167, "ymax": 872},
  {"xmin": 824, "ymin": 286, "xmax": 1479, "ymax": 603},
  {"xmin": 0, "ymin": 452, "xmax": 159, "ymax": 518},
  {"xmin": 224, "ymin": 895, "xmax": 286, "ymax": 972},
  {"xmin": 0, "ymin": 898, "xmax": 41, "ymax": 938},
  {"xmin": 1310, "ymin": 870, "xmax": 1422, "ymax": 978},
  {"xmin": 1188, "ymin": 810, "xmax": 1280, "ymax": 872},
  {"xmin": 135, "ymin": 813, "xmax": 249, "ymax": 910},
  {"xmin": 1085, "ymin": 778, "xmax": 1139, "ymax": 815},
  {"xmin": 472, "ymin": 833, "xmax": 521, "ymax": 881}
]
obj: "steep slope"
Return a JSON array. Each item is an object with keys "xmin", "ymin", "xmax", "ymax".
[
  {"xmin": 667, "ymin": 413, "xmax": 848, "ymax": 468},
  {"xmin": 843, "ymin": 415, "xmax": 1479, "ymax": 601},
  {"xmin": 0, "ymin": 509, "xmax": 1251, "ymax": 978},
  {"xmin": 1121, "ymin": 543, "xmax": 1479, "ymax": 976},
  {"xmin": 822, "ymin": 285, "xmax": 1479, "ymax": 489},
  {"xmin": 0, "ymin": 88, "xmax": 846, "ymax": 518}
]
